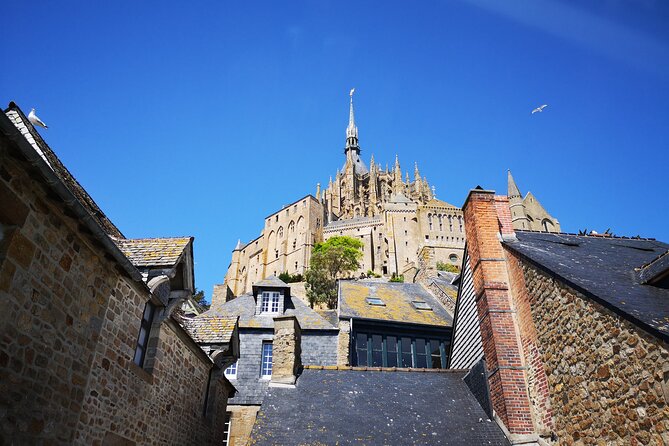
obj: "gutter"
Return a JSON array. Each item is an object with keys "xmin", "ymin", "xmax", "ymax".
[{"xmin": 0, "ymin": 110, "xmax": 145, "ymax": 286}]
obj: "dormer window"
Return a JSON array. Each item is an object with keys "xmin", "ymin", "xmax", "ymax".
[{"xmin": 261, "ymin": 291, "xmax": 281, "ymax": 313}]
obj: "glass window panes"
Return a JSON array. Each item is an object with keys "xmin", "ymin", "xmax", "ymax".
[
  {"xmin": 271, "ymin": 292, "xmax": 280, "ymax": 312},
  {"xmin": 366, "ymin": 297, "xmax": 385, "ymax": 306},
  {"xmin": 401, "ymin": 337, "xmax": 413, "ymax": 367},
  {"xmin": 415, "ymin": 338, "xmax": 427, "ymax": 368},
  {"xmin": 371, "ymin": 335, "xmax": 383, "ymax": 366},
  {"xmin": 261, "ymin": 342, "xmax": 273, "ymax": 377},
  {"xmin": 411, "ymin": 300, "xmax": 432, "ymax": 310},
  {"xmin": 386, "ymin": 336, "xmax": 398, "ymax": 367},
  {"xmin": 430, "ymin": 340, "xmax": 442, "ymax": 369},
  {"xmin": 261, "ymin": 292, "xmax": 270, "ymax": 312},
  {"xmin": 134, "ymin": 301, "xmax": 156, "ymax": 367},
  {"xmin": 356, "ymin": 333, "xmax": 368, "ymax": 366},
  {"xmin": 224, "ymin": 362, "xmax": 237, "ymax": 379}
]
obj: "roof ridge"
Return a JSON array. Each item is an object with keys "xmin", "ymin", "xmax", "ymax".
[
  {"xmin": 303, "ymin": 365, "xmax": 468, "ymax": 373},
  {"xmin": 640, "ymin": 248, "xmax": 669, "ymax": 270},
  {"xmin": 515, "ymin": 229, "xmax": 657, "ymax": 241}
]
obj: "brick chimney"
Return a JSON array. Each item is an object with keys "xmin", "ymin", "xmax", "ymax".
[
  {"xmin": 270, "ymin": 315, "xmax": 302, "ymax": 387},
  {"xmin": 462, "ymin": 188, "xmax": 538, "ymax": 444}
]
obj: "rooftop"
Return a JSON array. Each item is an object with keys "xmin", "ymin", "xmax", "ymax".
[
  {"xmin": 504, "ymin": 231, "xmax": 669, "ymax": 341},
  {"xmin": 113, "ymin": 237, "xmax": 192, "ymax": 268},
  {"xmin": 338, "ymin": 281, "xmax": 453, "ymax": 327},
  {"xmin": 180, "ymin": 316, "xmax": 238, "ymax": 344},
  {"xmin": 250, "ymin": 368, "xmax": 509, "ymax": 445}
]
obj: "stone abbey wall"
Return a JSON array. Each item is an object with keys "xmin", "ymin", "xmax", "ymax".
[
  {"xmin": 519, "ymin": 259, "xmax": 669, "ymax": 445},
  {"xmin": 0, "ymin": 129, "xmax": 230, "ymax": 445}
]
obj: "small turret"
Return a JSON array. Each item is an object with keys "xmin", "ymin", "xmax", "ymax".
[{"xmin": 507, "ymin": 170, "xmax": 529, "ymax": 230}]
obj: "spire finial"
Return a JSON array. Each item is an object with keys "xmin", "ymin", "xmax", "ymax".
[
  {"xmin": 431, "ymin": 185, "xmax": 437, "ymax": 199},
  {"xmin": 346, "ymin": 88, "xmax": 358, "ymax": 144}
]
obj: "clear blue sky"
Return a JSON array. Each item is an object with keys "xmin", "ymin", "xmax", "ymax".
[{"xmin": 4, "ymin": 1, "xmax": 669, "ymax": 301}]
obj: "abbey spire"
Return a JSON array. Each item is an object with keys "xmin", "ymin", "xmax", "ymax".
[{"xmin": 345, "ymin": 88, "xmax": 359, "ymax": 151}]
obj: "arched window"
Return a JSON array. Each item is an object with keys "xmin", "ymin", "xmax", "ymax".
[
  {"xmin": 458, "ymin": 216, "xmax": 463, "ymax": 232},
  {"xmin": 288, "ymin": 221, "xmax": 295, "ymax": 233},
  {"xmin": 428, "ymin": 214, "xmax": 433, "ymax": 230},
  {"xmin": 278, "ymin": 227, "xmax": 284, "ymax": 238},
  {"xmin": 438, "ymin": 214, "xmax": 443, "ymax": 231},
  {"xmin": 448, "ymin": 215, "xmax": 453, "ymax": 232}
]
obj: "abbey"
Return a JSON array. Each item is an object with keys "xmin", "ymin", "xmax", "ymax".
[{"xmin": 219, "ymin": 92, "xmax": 559, "ymax": 301}]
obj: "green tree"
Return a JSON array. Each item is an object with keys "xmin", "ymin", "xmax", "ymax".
[
  {"xmin": 305, "ymin": 236, "xmax": 364, "ymax": 309},
  {"xmin": 436, "ymin": 261, "xmax": 460, "ymax": 273},
  {"xmin": 192, "ymin": 288, "xmax": 210, "ymax": 311}
]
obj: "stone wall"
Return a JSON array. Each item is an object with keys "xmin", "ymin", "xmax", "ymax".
[
  {"xmin": 337, "ymin": 319, "xmax": 351, "ymax": 366},
  {"xmin": 0, "ymin": 128, "xmax": 230, "ymax": 445},
  {"xmin": 227, "ymin": 405, "xmax": 260, "ymax": 446},
  {"xmin": 519, "ymin": 259, "xmax": 669, "ymax": 445}
]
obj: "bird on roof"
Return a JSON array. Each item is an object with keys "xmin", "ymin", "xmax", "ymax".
[
  {"xmin": 531, "ymin": 104, "xmax": 548, "ymax": 114},
  {"xmin": 28, "ymin": 108, "xmax": 48, "ymax": 128}
]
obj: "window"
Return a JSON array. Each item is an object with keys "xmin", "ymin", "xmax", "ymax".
[
  {"xmin": 428, "ymin": 214, "xmax": 433, "ymax": 230},
  {"xmin": 261, "ymin": 291, "xmax": 280, "ymax": 313},
  {"xmin": 411, "ymin": 300, "xmax": 432, "ymax": 310},
  {"xmin": 458, "ymin": 216, "xmax": 463, "ymax": 232},
  {"xmin": 278, "ymin": 227, "xmax": 284, "ymax": 238},
  {"xmin": 438, "ymin": 215, "xmax": 443, "ymax": 231},
  {"xmin": 133, "ymin": 301, "xmax": 156, "ymax": 367},
  {"xmin": 261, "ymin": 342, "xmax": 273, "ymax": 377},
  {"xmin": 289, "ymin": 221, "xmax": 295, "ymax": 233},
  {"xmin": 366, "ymin": 297, "xmax": 385, "ymax": 306},
  {"xmin": 354, "ymin": 332, "xmax": 448, "ymax": 369},
  {"xmin": 222, "ymin": 412, "xmax": 232, "ymax": 446},
  {"xmin": 224, "ymin": 362, "xmax": 237, "ymax": 379},
  {"xmin": 449, "ymin": 254, "xmax": 459, "ymax": 263},
  {"xmin": 448, "ymin": 215, "xmax": 453, "ymax": 231}
]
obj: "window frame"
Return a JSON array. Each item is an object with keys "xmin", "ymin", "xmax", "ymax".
[
  {"xmin": 133, "ymin": 300, "xmax": 157, "ymax": 368},
  {"xmin": 224, "ymin": 361, "xmax": 237, "ymax": 379},
  {"xmin": 260, "ymin": 341, "xmax": 273, "ymax": 378}
]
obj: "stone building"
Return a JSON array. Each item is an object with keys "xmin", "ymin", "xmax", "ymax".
[
  {"xmin": 220, "ymin": 92, "xmax": 470, "ymax": 301},
  {"xmin": 195, "ymin": 276, "xmax": 338, "ymax": 446},
  {"xmin": 507, "ymin": 170, "xmax": 560, "ymax": 232},
  {"xmin": 0, "ymin": 102, "xmax": 237, "ymax": 445},
  {"xmin": 448, "ymin": 187, "xmax": 669, "ymax": 445},
  {"xmin": 336, "ymin": 281, "xmax": 454, "ymax": 369}
]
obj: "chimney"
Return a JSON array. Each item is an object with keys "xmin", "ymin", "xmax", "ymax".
[
  {"xmin": 462, "ymin": 188, "xmax": 537, "ymax": 444},
  {"xmin": 270, "ymin": 315, "xmax": 302, "ymax": 387}
]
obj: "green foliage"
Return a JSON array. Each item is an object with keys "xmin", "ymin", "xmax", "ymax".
[
  {"xmin": 436, "ymin": 261, "xmax": 460, "ymax": 273},
  {"xmin": 305, "ymin": 236, "xmax": 364, "ymax": 309},
  {"xmin": 366, "ymin": 269, "xmax": 381, "ymax": 278},
  {"xmin": 278, "ymin": 272, "xmax": 303, "ymax": 283},
  {"xmin": 389, "ymin": 273, "xmax": 404, "ymax": 283},
  {"xmin": 192, "ymin": 289, "xmax": 210, "ymax": 311}
]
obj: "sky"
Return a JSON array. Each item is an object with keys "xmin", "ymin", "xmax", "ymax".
[{"xmin": 3, "ymin": 1, "xmax": 669, "ymax": 302}]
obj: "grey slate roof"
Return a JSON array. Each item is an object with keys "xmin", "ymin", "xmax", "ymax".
[
  {"xmin": 113, "ymin": 237, "xmax": 192, "ymax": 267},
  {"xmin": 503, "ymin": 231, "xmax": 669, "ymax": 341},
  {"xmin": 250, "ymin": 368, "xmax": 510, "ymax": 445},
  {"xmin": 338, "ymin": 281, "xmax": 453, "ymax": 327},
  {"xmin": 253, "ymin": 276, "xmax": 289, "ymax": 289},
  {"xmin": 204, "ymin": 294, "xmax": 337, "ymax": 330},
  {"xmin": 180, "ymin": 316, "xmax": 237, "ymax": 344}
]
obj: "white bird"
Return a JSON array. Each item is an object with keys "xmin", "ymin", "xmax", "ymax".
[
  {"xmin": 531, "ymin": 104, "xmax": 548, "ymax": 114},
  {"xmin": 28, "ymin": 108, "xmax": 48, "ymax": 128}
]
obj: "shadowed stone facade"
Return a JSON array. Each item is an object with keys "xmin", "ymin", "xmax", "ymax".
[{"xmin": 0, "ymin": 103, "xmax": 235, "ymax": 445}]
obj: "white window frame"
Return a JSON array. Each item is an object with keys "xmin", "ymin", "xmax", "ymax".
[
  {"xmin": 261, "ymin": 342, "xmax": 273, "ymax": 378},
  {"xmin": 224, "ymin": 361, "xmax": 237, "ymax": 379},
  {"xmin": 261, "ymin": 291, "xmax": 280, "ymax": 314}
]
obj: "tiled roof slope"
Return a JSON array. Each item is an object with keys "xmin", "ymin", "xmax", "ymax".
[
  {"xmin": 113, "ymin": 237, "xmax": 192, "ymax": 267},
  {"xmin": 4, "ymin": 103, "xmax": 124, "ymax": 238},
  {"xmin": 181, "ymin": 316, "xmax": 237, "ymax": 344},
  {"xmin": 252, "ymin": 276, "xmax": 289, "ymax": 289},
  {"xmin": 504, "ymin": 231, "xmax": 669, "ymax": 341},
  {"xmin": 250, "ymin": 369, "xmax": 510, "ymax": 445},
  {"xmin": 204, "ymin": 294, "xmax": 337, "ymax": 330},
  {"xmin": 338, "ymin": 281, "xmax": 453, "ymax": 327}
]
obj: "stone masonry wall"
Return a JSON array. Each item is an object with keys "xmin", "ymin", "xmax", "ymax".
[
  {"xmin": 519, "ymin": 260, "xmax": 669, "ymax": 445},
  {"xmin": 0, "ymin": 133, "xmax": 229, "ymax": 445}
]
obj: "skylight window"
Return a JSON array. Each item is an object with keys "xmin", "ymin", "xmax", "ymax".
[
  {"xmin": 412, "ymin": 300, "xmax": 432, "ymax": 311},
  {"xmin": 366, "ymin": 297, "xmax": 385, "ymax": 306}
]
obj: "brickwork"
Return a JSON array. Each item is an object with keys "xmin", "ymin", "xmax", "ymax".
[
  {"xmin": 0, "ymin": 124, "xmax": 231, "ymax": 445},
  {"xmin": 462, "ymin": 190, "xmax": 536, "ymax": 438},
  {"xmin": 518, "ymin": 260, "xmax": 669, "ymax": 445}
]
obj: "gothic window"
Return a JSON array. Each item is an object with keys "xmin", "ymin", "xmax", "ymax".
[
  {"xmin": 288, "ymin": 221, "xmax": 295, "ymax": 233},
  {"xmin": 448, "ymin": 216, "xmax": 453, "ymax": 232},
  {"xmin": 458, "ymin": 216, "xmax": 463, "ymax": 232},
  {"xmin": 438, "ymin": 214, "xmax": 443, "ymax": 231},
  {"xmin": 428, "ymin": 214, "xmax": 433, "ymax": 230},
  {"xmin": 278, "ymin": 227, "xmax": 284, "ymax": 238}
]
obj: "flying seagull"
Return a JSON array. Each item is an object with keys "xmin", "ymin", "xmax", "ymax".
[
  {"xmin": 28, "ymin": 108, "xmax": 48, "ymax": 128},
  {"xmin": 531, "ymin": 104, "xmax": 548, "ymax": 114}
]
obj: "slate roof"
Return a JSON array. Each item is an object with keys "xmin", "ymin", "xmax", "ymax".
[
  {"xmin": 180, "ymin": 316, "xmax": 237, "ymax": 344},
  {"xmin": 338, "ymin": 281, "xmax": 453, "ymax": 327},
  {"xmin": 253, "ymin": 276, "xmax": 289, "ymax": 289},
  {"xmin": 203, "ymin": 294, "xmax": 337, "ymax": 330},
  {"xmin": 4, "ymin": 103, "xmax": 124, "ymax": 238},
  {"xmin": 325, "ymin": 215, "xmax": 382, "ymax": 230},
  {"xmin": 113, "ymin": 237, "xmax": 192, "ymax": 267},
  {"xmin": 250, "ymin": 368, "xmax": 509, "ymax": 446},
  {"xmin": 503, "ymin": 231, "xmax": 669, "ymax": 341}
]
